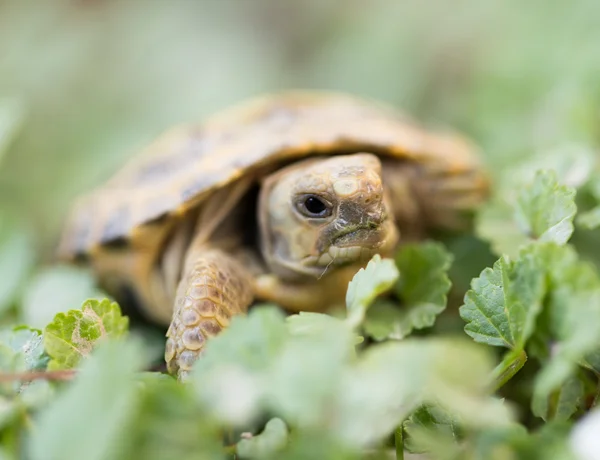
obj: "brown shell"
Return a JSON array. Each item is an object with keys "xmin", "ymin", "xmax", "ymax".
[{"xmin": 58, "ymin": 91, "xmax": 487, "ymax": 259}]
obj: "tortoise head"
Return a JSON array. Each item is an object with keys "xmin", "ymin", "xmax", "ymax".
[{"xmin": 258, "ymin": 153, "xmax": 399, "ymax": 279}]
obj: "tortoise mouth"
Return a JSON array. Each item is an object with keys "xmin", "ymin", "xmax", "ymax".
[
  {"xmin": 299, "ymin": 219, "xmax": 398, "ymax": 275},
  {"xmin": 303, "ymin": 228, "xmax": 385, "ymax": 269},
  {"xmin": 333, "ymin": 227, "xmax": 384, "ymax": 249}
]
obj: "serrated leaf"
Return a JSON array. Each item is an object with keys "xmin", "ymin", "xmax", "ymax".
[
  {"xmin": 460, "ymin": 245, "xmax": 546, "ymax": 350},
  {"xmin": 27, "ymin": 338, "xmax": 149, "ymax": 460},
  {"xmin": 43, "ymin": 299, "xmax": 129, "ymax": 370},
  {"xmin": 514, "ymin": 170, "xmax": 576, "ymax": 244},
  {"xmin": 477, "ymin": 170, "xmax": 577, "ymax": 257},
  {"xmin": 345, "ymin": 255, "xmax": 399, "ymax": 328},
  {"xmin": 22, "ymin": 265, "xmax": 106, "ymax": 329},
  {"xmin": 0, "ymin": 213, "xmax": 35, "ymax": 315},
  {"xmin": 364, "ymin": 243, "xmax": 452, "ymax": 341},
  {"xmin": 237, "ymin": 418, "xmax": 289, "ymax": 459}
]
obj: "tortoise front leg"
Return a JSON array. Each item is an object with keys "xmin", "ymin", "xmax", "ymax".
[{"xmin": 165, "ymin": 249, "xmax": 254, "ymax": 380}]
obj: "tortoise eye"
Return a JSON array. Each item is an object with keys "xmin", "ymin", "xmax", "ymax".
[{"xmin": 295, "ymin": 194, "xmax": 332, "ymax": 218}]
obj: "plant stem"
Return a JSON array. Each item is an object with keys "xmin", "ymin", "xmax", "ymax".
[
  {"xmin": 395, "ymin": 425, "xmax": 404, "ymax": 460},
  {"xmin": 0, "ymin": 370, "xmax": 76, "ymax": 382},
  {"xmin": 491, "ymin": 349, "xmax": 527, "ymax": 391}
]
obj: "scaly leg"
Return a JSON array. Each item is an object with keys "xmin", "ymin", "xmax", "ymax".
[{"xmin": 165, "ymin": 249, "xmax": 254, "ymax": 380}]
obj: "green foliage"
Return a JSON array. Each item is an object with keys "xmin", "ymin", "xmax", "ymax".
[
  {"xmin": 345, "ymin": 254, "xmax": 399, "ymax": 328},
  {"xmin": 0, "ymin": 326, "xmax": 47, "ymax": 373},
  {"xmin": 514, "ymin": 170, "xmax": 577, "ymax": 245},
  {"xmin": 403, "ymin": 405, "xmax": 462, "ymax": 454},
  {"xmin": 460, "ymin": 246, "xmax": 545, "ymax": 350},
  {"xmin": 237, "ymin": 418, "xmax": 289, "ymax": 459},
  {"xmin": 478, "ymin": 170, "xmax": 578, "ymax": 257},
  {"xmin": 43, "ymin": 299, "xmax": 129, "ymax": 370},
  {"xmin": 364, "ymin": 242, "xmax": 453, "ymax": 340}
]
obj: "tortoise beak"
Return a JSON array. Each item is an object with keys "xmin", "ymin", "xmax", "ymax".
[{"xmin": 334, "ymin": 228, "xmax": 384, "ymax": 249}]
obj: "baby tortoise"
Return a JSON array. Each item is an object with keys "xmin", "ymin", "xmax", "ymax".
[{"xmin": 58, "ymin": 91, "xmax": 489, "ymax": 379}]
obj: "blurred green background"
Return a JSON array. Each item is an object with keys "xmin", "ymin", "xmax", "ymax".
[{"xmin": 1, "ymin": 0, "xmax": 599, "ymax": 326}]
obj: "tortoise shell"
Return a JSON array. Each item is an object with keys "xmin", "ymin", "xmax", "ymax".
[{"xmin": 58, "ymin": 91, "xmax": 487, "ymax": 260}]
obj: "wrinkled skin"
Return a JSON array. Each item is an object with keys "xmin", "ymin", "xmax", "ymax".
[{"xmin": 258, "ymin": 153, "xmax": 399, "ymax": 280}]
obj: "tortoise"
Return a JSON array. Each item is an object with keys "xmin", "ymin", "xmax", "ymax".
[{"xmin": 58, "ymin": 91, "xmax": 489, "ymax": 379}]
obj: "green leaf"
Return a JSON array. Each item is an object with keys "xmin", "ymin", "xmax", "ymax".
[
  {"xmin": 22, "ymin": 265, "xmax": 107, "ymax": 329},
  {"xmin": 0, "ymin": 326, "xmax": 47, "ymax": 373},
  {"xmin": 278, "ymin": 430, "xmax": 359, "ymax": 460},
  {"xmin": 476, "ymin": 199, "xmax": 526, "ymax": 258},
  {"xmin": 43, "ymin": 298, "xmax": 129, "ymax": 370},
  {"xmin": 237, "ymin": 418, "xmax": 289, "ymax": 459},
  {"xmin": 477, "ymin": 169, "xmax": 578, "ymax": 257},
  {"xmin": 27, "ymin": 338, "xmax": 149, "ymax": 460},
  {"xmin": 287, "ymin": 312, "xmax": 363, "ymax": 345},
  {"xmin": 460, "ymin": 245, "xmax": 546, "ymax": 350},
  {"xmin": 403, "ymin": 404, "xmax": 462, "ymax": 454},
  {"xmin": 345, "ymin": 255, "xmax": 399, "ymax": 328},
  {"xmin": 0, "ymin": 213, "xmax": 35, "ymax": 316},
  {"xmin": 121, "ymin": 376, "xmax": 223, "ymax": 460},
  {"xmin": 269, "ymin": 318, "xmax": 356, "ymax": 429},
  {"xmin": 532, "ymin": 375, "xmax": 584, "ymax": 422},
  {"xmin": 531, "ymin": 245, "xmax": 600, "ymax": 419},
  {"xmin": 334, "ymin": 338, "xmax": 513, "ymax": 448},
  {"xmin": 363, "ymin": 243, "xmax": 452, "ymax": 341},
  {"xmin": 193, "ymin": 306, "xmax": 288, "ymax": 375},
  {"xmin": 577, "ymin": 205, "xmax": 600, "ymax": 230},
  {"xmin": 191, "ymin": 306, "xmax": 289, "ymax": 425},
  {"xmin": 395, "ymin": 241, "xmax": 453, "ymax": 308},
  {"xmin": 514, "ymin": 170, "xmax": 577, "ymax": 244},
  {"xmin": 581, "ymin": 349, "xmax": 600, "ymax": 375}
]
